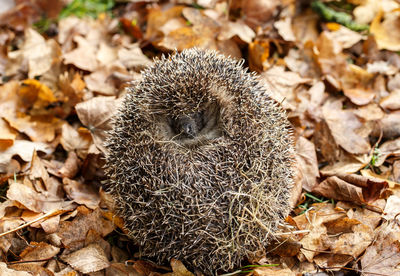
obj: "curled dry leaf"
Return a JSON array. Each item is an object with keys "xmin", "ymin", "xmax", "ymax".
[
  {"xmin": 312, "ymin": 174, "xmax": 388, "ymax": 204},
  {"xmin": 295, "ymin": 136, "xmax": 319, "ymax": 192},
  {"xmin": 274, "ymin": 17, "xmax": 295, "ymax": 42},
  {"xmin": 218, "ymin": 20, "xmax": 255, "ymax": 44},
  {"xmin": 380, "ymin": 90, "xmax": 400, "ymax": 110},
  {"xmin": 360, "ymin": 220, "xmax": 400, "ymax": 276},
  {"xmin": 0, "ymin": 140, "xmax": 53, "ymax": 174},
  {"xmin": 0, "ymin": 118, "xmax": 17, "ymax": 150},
  {"xmin": 63, "ymin": 178, "xmax": 100, "ymax": 210},
  {"xmin": 75, "ymin": 96, "xmax": 122, "ymax": 154},
  {"xmin": 60, "ymin": 123, "xmax": 92, "ymax": 159},
  {"xmin": 371, "ymin": 112, "xmax": 400, "ymax": 139},
  {"xmin": 7, "ymin": 28, "xmax": 61, "ymax": 78},
  {"xmin": 322, "ymin": 99, "xmax": 371, "ymax": 154},
  {"xmin": 0, "ymin": 262, "xmax": 31, "ymax": 276},
  {"xmin": 6, "ymin": 182, "xmax": 65, "ymax": 213},
  {"xmin": 61, "ymin": 243, "xmax": 110, "ymax": 274},
  {"xmin": 53, "ymin": 208, "xmax": 114, "ymax": 250},
  {"xmin": 59, "ymin": 151, "xmax": 81, "ymax": 179},
  {"xmin": 370, "ymin": 10, "xmax": 400, "ymax": 51},
  {"xmin": 63, "ymin": 36, "xmax": 98, "ymax": 71},
  {"xmin": 382, "ymin": 195, "xmax": 400, "ymax": 220},
  {"xmin": 374, "ymin": 137, "xmax": 400, "ymax": 167},
  {"xmin": 169, "ymin": 259, "xmax": 194, "ymax": 276},
  {"xmin": 19, "ymin": 242, "xmax": 60, "ymax": 265}
]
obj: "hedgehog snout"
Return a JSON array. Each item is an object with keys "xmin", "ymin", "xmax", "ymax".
[{"xmin": 170, "ymin": 111, "xmax": 204, "ymax": 139}]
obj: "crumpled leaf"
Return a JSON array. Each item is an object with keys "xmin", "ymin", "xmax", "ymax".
[
  {"xmin": 63, "ymin": 36, "xmax": 98, "ymax": 71},
  {"xmin": 75, "ymin": 96, "xmax": 123, "ymax": 154},
  {"xmin": 7, "ymin": 28, "xmax": 61, "ymax": 78},
  {"xmin": 322, "ymin": 99, "xmax": 371, "ymax": 154},
  {"xmin": 61, "ymin": 243, "xmax": 110, "ymax": 274},
  {"xmin": 370, "ymin": 10, "xmax": 400, "ymax": 51},
  {"xmin": 20, "ymin": 242, "xmax": 60, "ymax": 265},
  {"xmin": 360, "ymin": 220, "xmax": 400, "ymax": 275},
  {"xmin": 63, "ymin": 178, "xmax": 100, "ymax": 210},
  {"xmin": 312, "ymin": 174, "xmax": 388, "ymax": 204},
  {"xmin": 295, "ymin": 136, "xmax": 320, "ymax": 192},
  {"xmin": 0, "ymin": 118, "xmax": 17, "ymax": 150},
  {"xmin": 0, "ymin": 262, "xmax": 31, "ymax": 276},
  {"xmin": 0, "ymin": 140, "xmax": 53, "ymax": 174}
]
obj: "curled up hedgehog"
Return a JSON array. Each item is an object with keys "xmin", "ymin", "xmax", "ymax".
[{"xmin": 104, "ymin": 48, "xmax": 295, "ymax": 274}]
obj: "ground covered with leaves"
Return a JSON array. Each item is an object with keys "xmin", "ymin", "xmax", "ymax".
[{"xmin": 0, "ymin": 0, "xmax": 400, "ymax": 275}]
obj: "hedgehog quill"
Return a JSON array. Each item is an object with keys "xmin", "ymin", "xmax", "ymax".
[{"xmin": 104, "ymin": 48, "xmax": 295, "ymax": 274}]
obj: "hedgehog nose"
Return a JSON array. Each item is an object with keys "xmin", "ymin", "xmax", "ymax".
[{"xmin": 182, "ymin": 122, "xmax": 197, "ymax": 138}]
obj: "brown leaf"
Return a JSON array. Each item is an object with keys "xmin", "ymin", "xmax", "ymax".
[
  {"xmin": 253, "ymin": 266, "xmax": 296, "ymax": 276},
  {"xmin": 55, "ymin": 208, "xmax": 114, "ymax": 250},
  {"xmin": 84, "ymin": 68, "xmax": 116, "ymax": 96},
  {"xmin": 360, "ymin": 221, "xmax": 400, "ymax": 275},
  {"xmin": 63, "ymin": 36, "xmax": 98, "ymax": 71},
  {"xmin": 342, "ymin": 65, "xmax": 375, "ymax": 106},
  {"xmin": 274, "ymin": 17, "xmax": 295, "ymax": 42},
  {"xmin": 61, "ymin": 243, "xmax": 110, "ymax": 274},
  {"xmin": 370, "ymin": 10, "xmax": 400, "ymax": 51},
  {"xmin": 6, "ymin": 182, "xmax": 65, "ymax": 213},
  {"xmin": 0, "ymin": 262, "xmax": 31, "ymax": 276},
  {"xmin": 20, "ymin": 242, "xmax": 60, "ymax": 264},
  {"xmin": 383, "ymin": 195, "xmax": 400, "ymax": 220},
  {"xmin": 380, "ymin": 89, "xmax": 400, "ymax": 110},
  {"xmin": 295, "ymin": 136, "xmax": 319, "ymax": 192},
  {"xmin": 63, "ymin": 178, "xmax": 100, "ymax": 210},
  {"xmin": 60, "ymin": 123, "xmax": 92, "ymax": 159},
  {"xmin": 7, "ymin": 29, "xmax": 61, "ymax": 78},
  {"xmin": 372, "ymin": 112, "xmax": 400, "ymax": 139},
  {"xmin": 312, "ymin": 174, "xmax": 388, "ymax": 204},
  {"xmin": 169, "ymin": 259, "xmax": 194, "ymax": 276},
  {"xmin": 218, "ymin": 20, "xmax": 255, "ymax": 44},
  {"xmin": 59, "ymin": 151, "xmax": 81, "ymax": 179},
  {"xmin": 322, "ymin": 99, "xmax": 371, "ymax": 154},
  {"xmin": 75, "ymin": 96, "xmax": 122, "ymax": 154},
  {"xmin": 0, "ymin": 140, "xmax": 53, "ymax": 174},
  {"xmin": 0, "ymin": 118, "xmax": 17, "ymax": 150}
]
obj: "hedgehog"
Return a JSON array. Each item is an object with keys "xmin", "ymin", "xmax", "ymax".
[{"xmin": 104, "ymin": 48, "xmax": 295, "ymax": 274}]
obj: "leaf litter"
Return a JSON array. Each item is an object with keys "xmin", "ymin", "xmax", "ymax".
[{"xmin": 0, "ymin": 0, "xmax": 400, "ymax": 275}]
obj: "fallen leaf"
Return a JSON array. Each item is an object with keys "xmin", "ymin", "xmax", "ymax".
[
  {"xmin": 75, "ymin": 96, "xmax": 123, "ymax": 154},
  {"xmin": 370, "ymin": 10, "xmax": 400, "ymax": 51},
  {"xmin": 0, "ymin": 262, "xmax": 32, "ymax": 276},
  {"xmin": 7, "ymin": 28, "xmax": 61, "ymax": 78},
  {"xmin": 61, "ymin": 243, "xmax": 110, "ymax": 273},
  {"xmin": 6, "ymin": 182, "xmax": 65, "ymax": 213},
  {"xmin": 372, "ymin": 112, "xmax": 400, "ymax": 139},
  {"xmin": 382, "ymin": 195, "xmax": 400, "ymax": 220},
  {"xmin": 63, "ymin": 36, "xmax": 98, "ymax": 71},
  {"xmin": 253, "ymin": 266, "xmax": 296, "ymax": 276},
  {"xmin": 54, "ymin": 208, "xmax": 114, "ymax": 250},
  {"xmin": 295, "ymin": 136, "xmax": 319, "ymax": 192},
  {"xmin": 63, "ymin": 178, "xmax": 100, "ymax": 210},
  {"xmin": 59, "ymin": 151, "xmax": 81, "ymax": 179},
  {"xmin": 328, "ymin": 25, "xmax": 365, "ymax": 49},
  {"xmin": 0, "ymin": 118, "xmax": 17, "ymax": 150},
  {"xmin": 169, "ymin": 259, "xmax": 194, "ymax": 276},
  {"xmin": 20, "ymin": 242, "xmax": 60, "ymax": 265},
  {"xmin": 0, "ymin": 140, "xmax": 53, "ymax": 174},
  {"xmin": 117, "ymin": 43, "xmax": 153, "ymax": 69},
  {"xmin": 322, "ymin": 99, "xmax": 371, "ymax": 154},
  {"xmin": 84, "ymin": 68, "xmax": 116, "ymax": 96},
  {"xmin": 218, "ymin": 20, "xmax": 255, "ymax": 44},
  {"xmin": 360, "ymin": 221, "xmax": 400, "ymax": 276},
  {"xmin": 60, "ymin": 123, "xmax": 92, "ymax": 159},
  {"xmin": 312, "ymin": 174, "xmax": 388, "ymax": 204},
  {"xmin": 380, "ymin": 89, "xmax": 400, "ymax": 110},
  {"xmin": 274, "ymin": 17, "xmax": 295, "ymax": 42}
]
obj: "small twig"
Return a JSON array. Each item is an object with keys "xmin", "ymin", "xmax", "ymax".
[{"xmin": 0, "ymin": 209, "xmax": 64, "ymax": 238}]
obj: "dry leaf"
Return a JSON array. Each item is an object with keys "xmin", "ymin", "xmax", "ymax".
[
  {"xmin": 253, "ymin": 266, "xmax": 296, "ymax": 276},
  {"xmin": 0, "ymin": 118, "xmax": 17, "ymax": 150},
  {"xmin": 63, "ymin": 36, "xmax": 98, "ymax": 71},
  {"xmin": 274, "ymin": 17, "xmax": 295, "ymax": 42},
  {"xmin": 360, "ymin": 221, "xmax": 400, "ymax": 275},
  {"xmin": 60, "ymin": 123, "xmax": 92, "ymax": 158},
  {"xmin": 380, "ymin": 90, "xmax": 400, "ymax": 110},
  {"xmin": 312, "ymin": 174, "xmax": 388, "ymax": 204},
  {"xmin": 383, "ymin": 195, "xmax": 400, "ymax": 220},
  {"xmin": 322, "ymin": 99, "xmax": 371, "ymax": 154},
  {"xmin": 7, "ymin": 28, "xmax": 61, "ymax": 78},
  {"xmin": 54, "ymin": 208, "xmax": 114, "ymax": 250},
  {"xmin": 370, "ymin": 10, "xmax": 400, "ymax": 51},
  {"xmin": 63, "ymin": 178, "xmax": 100, "ymax": 210},
  {"xmin": 0, "ymin": 140, "xmax": 53, "ymax": 174},
  {"xmin": 169, "ymin": 259, "xmax": 194, "ymax": 276},
  {"xmin": 75, "ymin": 96, "xmax": 122, "ymax": 154},
  {"xmin": 20, "ymin": 242, "xmax": 60, "ymax": 265},
  {"xmin": 0, "ymin": 262, "xmax": 31, "ymax": 276},
  {"xmin": 61, "ymin": 243, "xmax": 110, "ymax": 273},
  {"xmin": 295, "ymin": 136, "xmax": 319, "ymax": 192}
]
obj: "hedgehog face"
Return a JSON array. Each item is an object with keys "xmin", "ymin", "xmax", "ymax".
[{"xmin": 157, "ymin": 101, "xmax": 222, "ymax": 146}]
